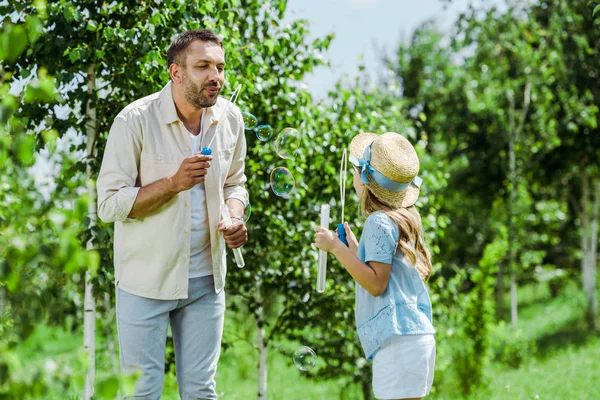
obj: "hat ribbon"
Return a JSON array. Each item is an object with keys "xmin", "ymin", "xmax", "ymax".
[{"xmin": 349, "ymin": 144, "xmax": 422, "ymax": 193}]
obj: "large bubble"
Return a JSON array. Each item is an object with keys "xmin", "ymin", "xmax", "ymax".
[
  {"xmin": 270, "ymin": 167, "xmax": 295, "ymax": 198},
  {"xmin": 274, "ymin": 128, "xmax": 301, "ymax": 159}
]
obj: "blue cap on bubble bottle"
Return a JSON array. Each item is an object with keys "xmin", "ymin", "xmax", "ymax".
[
  {"xmin": 337, "ymin": 223, "xmax": 348, "ymax": 246},
  {"xmin": 200, "ymin": 147, "xmax": 212, "ymax": 155}
]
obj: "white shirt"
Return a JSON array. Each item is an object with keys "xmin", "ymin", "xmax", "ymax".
[
  {"xmin": 96, "ymin": 81, "xmax": 248, "ymax": 299},
  {"xmin": 188, "ymin": 112, "xmax": 212, "ymax": 278}
]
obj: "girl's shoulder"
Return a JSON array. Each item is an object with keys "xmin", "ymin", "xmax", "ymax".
[{"xmin": 365, "ymin": 211, "xmax": 398, "ymax": 234}]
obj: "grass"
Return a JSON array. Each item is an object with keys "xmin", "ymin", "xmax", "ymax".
[
  {"xmin": 4, "ymin": 278, "xmax": 599, "ymax": 399},
  {"xmin": 435, "ymin": 279, "xmax": 600, "ymax": 400}
]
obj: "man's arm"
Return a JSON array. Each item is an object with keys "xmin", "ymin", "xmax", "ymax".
[
  {"xmin": 97, "ymin": 117, "xmax": 213, "ymax": 222},
  {"xmin": 128, "ymin": 154, "xmax": 213, "ymax": 219},
  {"xmin": 97, "ymin": 117, "xmax": 142, "ymax": 223}
]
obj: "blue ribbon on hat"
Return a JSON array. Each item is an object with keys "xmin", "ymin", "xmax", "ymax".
[{"xmin": 350, "ymin": 144, "xmax": 422, "ymax": 192}]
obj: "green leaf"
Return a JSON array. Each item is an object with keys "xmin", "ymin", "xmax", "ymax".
[
  {"xmin": 24, "ymin": 77, "xmax": 56, "ymax": 103},
  {"xmin": 16, "ymin": 134, "xmax": 36, "ymax": 166},
  {"xmin": 26, "ymin": 16, "xmax": 44, "ymax": 44},
  {"xmin": 593, "ymin": 4, "xmax": 600, "ymax": 17},
  {"xmin": 69, "ymin": 48, "xmax": 81, "ymax": 63},
  {"xmin": 96, "ymin": 376, "xmax": 119, "ymax": 399},
  {"xmin": 86, "ymin": 20, "xmax": 98, "ymax": 32},
  {"xmin": 0, "ymin": 24, "xmax": 28, "ymax": 63},
  {"xmin": 86, "ymin": 250, "xmax": 100, "ymax": 278}
]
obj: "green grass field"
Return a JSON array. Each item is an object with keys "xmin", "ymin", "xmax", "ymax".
[{"xmin": 6, "ymin": 278, "xmax": 599, "ymax": 399}]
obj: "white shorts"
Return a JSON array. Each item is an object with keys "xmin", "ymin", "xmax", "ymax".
[{"xmin": 372, "ymin": 334, "xmax": 436, "ymax": 399}]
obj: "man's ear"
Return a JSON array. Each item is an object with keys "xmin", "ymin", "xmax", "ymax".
[{"xmin": 169, "ymin": 63, "xmax": 183, "ymax": 84}]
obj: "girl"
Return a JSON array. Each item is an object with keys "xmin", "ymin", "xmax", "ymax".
[{"xmin": 314, "ymin": 132, "xmax": 435, "ymax": 400}]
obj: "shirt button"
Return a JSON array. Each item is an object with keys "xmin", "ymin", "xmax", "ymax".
[
  {"xmin": 184, "ymin": 228, "xmax": 190, "ymax": 233},
  {"xmin": 184, "ymin": 146, "xmax": 190, "ymax": 151},
  {"xmin": 183, "ymin": 254, "xmax": 189, "ymax": 260},
  {"xmin": 185, "ymin": 201, "xmax": 189, "ymax": 206},
  {"xmin": 156, "ymin": 154, "xmax": 162, "ymax": 161}
]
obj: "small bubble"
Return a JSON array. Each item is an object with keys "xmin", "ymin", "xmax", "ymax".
[
  {"xmin": 293, "ymin": 346, "xmax": 317, "ymax": 371},
  {"xmin": 243, "ymin": 203, "xmax": 251, "ymax": 223},
  {"xmin": 242, "ymin": 112, "xmax": 258, "ymax": 130},
  {"xmin": 255, "ymin": 124, "xmax": 273, "ymax": 141}
]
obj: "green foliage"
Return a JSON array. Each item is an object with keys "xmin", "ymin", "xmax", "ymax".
[
  {"xmin": 490, "ymin": 322, "xmax": 537, "ymax": 369},
  {"xmin": 0, "ymin": 0, "xmax": 88, "ymax": 349}
]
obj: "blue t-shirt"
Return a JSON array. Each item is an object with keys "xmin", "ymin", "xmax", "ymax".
[{"xmin": 354, "ymin": 211, "xmax": 435, "ymax": 360}]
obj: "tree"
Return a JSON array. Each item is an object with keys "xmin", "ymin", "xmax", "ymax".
[
  {"xmin": 0, "ymin": 1, "xmax": 92, "ymax": 396},
  {"xmin": 528, "ymin": 0, "xmax": 600, "ymax": 330}
]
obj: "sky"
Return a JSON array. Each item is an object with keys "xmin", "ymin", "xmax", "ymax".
[{"xmin": 284, "ymin": 0, "xmax": 499, "ymax": 98}]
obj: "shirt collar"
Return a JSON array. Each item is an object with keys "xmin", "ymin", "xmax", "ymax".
[{"xmin": 159, "ymin": 81, "xmax": 225, "ymax": 126}]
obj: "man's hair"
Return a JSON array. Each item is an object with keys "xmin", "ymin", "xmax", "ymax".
[{"xmin": 167, "ymin": 29, "xmax": 223, "ymax": 67}]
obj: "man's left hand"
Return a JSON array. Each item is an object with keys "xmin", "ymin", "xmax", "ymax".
[{"xmin": 218, "ymin": 219, "xmax": 248, "ymax": 248}]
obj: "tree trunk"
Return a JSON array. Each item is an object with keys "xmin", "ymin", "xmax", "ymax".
[
  {"xmin": 581, "ymin": 173, "xmax": 599, "ymax": 331},
  {"xmin": 254, "ymin": 278, "xmax": 268, "ymax": 400},
  {"xmin": 507, "ymin": 92, "xmax": 518, "ymax": 329},
  {"xmin": 256, "ymin": 302, "xmax": 268, "ymax": 400},
  {"xmin": 83, "ymin": 63, "xmax": 98, "ymax": 400},
  {"xmin": 505, "ymin": 83, "xmax": 530, "ymax": 329},
  {"xmin": 257, "ymin": 321, "xmax": 268, "ymax": 400}
]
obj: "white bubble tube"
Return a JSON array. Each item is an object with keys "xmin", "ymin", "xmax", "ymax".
[
  {"xmin": 317, "ymin": 204, "xmax": 330, "ymax": 293},
  {"xmin": 220, "ymin": 203, "xmax": 245, "ymax": 268}
]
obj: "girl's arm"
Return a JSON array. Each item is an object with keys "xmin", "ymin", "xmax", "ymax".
[
  {"xmin": 315, "ymin": 227, "xmax": 391, "ymax": 296},
  {"xmin": 331, "ymin": 243, "xmax": 391, "ymax": 297}
]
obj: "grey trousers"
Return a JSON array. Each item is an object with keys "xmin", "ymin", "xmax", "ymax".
[{"xmin": 116, "ymin": 275, "xmax": 225, "ymax": 400}]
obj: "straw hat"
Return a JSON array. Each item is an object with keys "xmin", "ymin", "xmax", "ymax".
[{"xmin": 349, "ymin": 132, "xmax": 421, "ymax": 208}]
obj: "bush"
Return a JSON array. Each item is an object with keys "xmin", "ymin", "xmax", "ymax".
[{"xmin": 490, "ymin": 321, "xmax": 537, "ymax": 369}]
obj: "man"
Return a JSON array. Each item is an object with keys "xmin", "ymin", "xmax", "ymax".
[{"xmin": 97, "ymin": 29, "xmax": 248, "ymax": 399}]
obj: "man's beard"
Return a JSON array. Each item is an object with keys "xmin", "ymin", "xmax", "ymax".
[{"xmin": 182, "ymin": 72, "xmax": 221, "ymax": 108}]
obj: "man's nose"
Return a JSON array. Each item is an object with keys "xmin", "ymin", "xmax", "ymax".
[{"xmin": 207, "ymin": 65, "xmax": 221, "ymax": 81}]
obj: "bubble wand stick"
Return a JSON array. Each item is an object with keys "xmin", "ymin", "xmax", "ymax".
[
  {"xmin": 316, "ymin": 204, "xmax": 330, "ymax": 293},
  {"xmin": 337, "ymin": 149, "xmax": 349, "ymax": 246},
  {"xmin": 200, "ymin": 84, "xmax": 245, "ymax": 268},
  {"xmin": 200, "ymin": 83, "xmax": 242, "ymax": 155}
]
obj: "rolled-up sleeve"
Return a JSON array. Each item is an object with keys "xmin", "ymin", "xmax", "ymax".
[
  {"xmin": 97, "ymin": 116, "xmax": 142, "ymax": 223},
  {"xmin": 223, "ymin": 113, "xmax": 249, "ymax": 206}
]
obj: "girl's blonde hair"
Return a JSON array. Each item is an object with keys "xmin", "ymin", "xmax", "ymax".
[{"xmin": 359, "ymin": 186, "xmax": 432, "ymax": 282}]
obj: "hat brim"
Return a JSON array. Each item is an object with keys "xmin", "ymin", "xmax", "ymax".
[
  {"xmin": 401, "ymin": 182, "xmax": 420, "ymax": 208},
  {"xmin": 349, "ymin": 132, "xmax": 378, "ymax": 160}
]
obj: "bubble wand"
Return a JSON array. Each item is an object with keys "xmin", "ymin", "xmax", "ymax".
[
  {"xmin": 200, "ymin": 83, "xmax": 242, "ymax": 156},
  {"xmin": 200, "ymin": 84, "xmax": 245, "ymax": 268},
  {"xmin": 337, "ymin": 148, "xmax": 348, "ymax": 246},
  {"xmin": 316, "ymin": 204, "xmax": 330, "ymax": 293}
]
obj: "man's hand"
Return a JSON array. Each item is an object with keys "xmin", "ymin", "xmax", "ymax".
[
  {"xmin": 218, "ymin": 219, "xmax": 248, "ymax": 248},
  {"xmin": 170, "ymin": 154, "xmax": 212, "ymax": 192}
]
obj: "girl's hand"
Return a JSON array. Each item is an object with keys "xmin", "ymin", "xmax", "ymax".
[
  {"xmin": 314, "ymin": 226, "xmax": 341, "ymax": 252},
  {"xmin": 343, "ymin": 221, "xmax": 359, "ymax": 255}
]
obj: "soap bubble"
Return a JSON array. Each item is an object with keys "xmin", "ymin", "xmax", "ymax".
[
  {"xmin": 242, "ymin": 112, "xmax": 258, "ymax": 130},
  {"xmin": 293, "ymin": 346, "xmax": 317, "ymax": 371},
  {"xmin": 274, "ymin": 128, "xmax": 301, "ymax": 159},
  {"xmin": 270, "ymin": 167, "xmax": 295, "ymax": 198},
  {"xmin": 243, "ymin": 203, "xmax": 252, "ymax": 223},
  {"xmin": 255, "ymin": 124, "xmax": 273, "ymax": 141}
]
